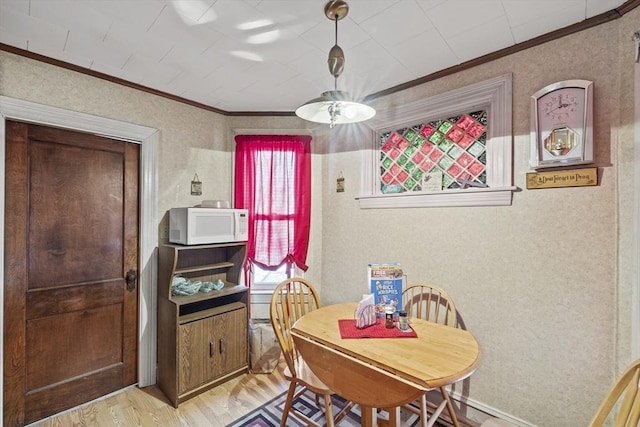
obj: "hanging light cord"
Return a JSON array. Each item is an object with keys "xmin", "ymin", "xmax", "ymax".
[{"xmin": 333, "ymin": 13, "xmax": 339, "ymax": 91}]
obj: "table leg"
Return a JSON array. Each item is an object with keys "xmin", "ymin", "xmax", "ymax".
[
  {"xmin": 386, "ymin": 407, "xmax": 400, "ymax": 426},
  {"xmin": 360, "ymin": 405, "xmax": 377, "ymax": 427}
]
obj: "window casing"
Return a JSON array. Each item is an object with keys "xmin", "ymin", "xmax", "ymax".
[{"xmin": 358, "ymin": 74, "xmax": 515, "ymax": 208}]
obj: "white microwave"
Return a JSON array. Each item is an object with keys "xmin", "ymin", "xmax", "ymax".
[{"xmin": 169, "ymin": 207, "xmax": 249, "ymax": 245}]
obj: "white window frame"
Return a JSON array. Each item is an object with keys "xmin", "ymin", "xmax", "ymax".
[
  {"xmin": 358, "ymin": 74, "xmax": 515, "ymax": 208},
  {"xmin": 250, "ymin": 262, "xmax": 303, "ymax": 294}
]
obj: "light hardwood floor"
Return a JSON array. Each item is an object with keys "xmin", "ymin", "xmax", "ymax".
[
  {"xmin": 29, "ymin": 365, "xmax": 289, "ymax": 427},
  {"xmin": 28, "ymin": 362, "xmax": 471, "ymax": 427}
]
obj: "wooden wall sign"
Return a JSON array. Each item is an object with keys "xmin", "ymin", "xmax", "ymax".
[{"xmin": 526, "ymin": 167, "xmax": 597, "ymax": 189}]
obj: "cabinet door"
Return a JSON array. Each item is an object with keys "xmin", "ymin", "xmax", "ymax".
[
  {"xmin": 213, "ymin": 308, "xmax": 248, "ymax": 377},
  {"xmin": 178, "ymin": 317, "xmax": 215, "ymax": 394}
]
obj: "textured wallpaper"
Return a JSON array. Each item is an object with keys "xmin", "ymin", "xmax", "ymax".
[{"xmin": 1, "ymin": 6, "xmax": 638, "ymax": 426}]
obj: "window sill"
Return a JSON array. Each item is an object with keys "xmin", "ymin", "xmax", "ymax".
[
  {"xmin": 250, "ymin": 287, "xmax": 276, "ymax": 295},
  {"xmin": 356, "ymin": 186, "xmax": 518, "ymax": 209}
]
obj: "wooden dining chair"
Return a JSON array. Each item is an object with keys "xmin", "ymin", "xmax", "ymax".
[
  {"xmin": 588, "ymin": 358, "xmax": 640, "ymax": 427},
  {"xmin": 270, "ymin": 277, "xmax": 354, "ymax": 427},
  {"xmin": 402, "ymin": 283, "xmax": 462, "ymax": 427}
]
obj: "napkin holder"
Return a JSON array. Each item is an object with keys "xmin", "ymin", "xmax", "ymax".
[{"xmin": 354, "ymin": 294, "xmax": 377, "ymax": 329}]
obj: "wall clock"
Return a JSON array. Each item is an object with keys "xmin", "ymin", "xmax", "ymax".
[{"xmin": 530, "ymin": 79, "xmax": 593, "ymax": 169}]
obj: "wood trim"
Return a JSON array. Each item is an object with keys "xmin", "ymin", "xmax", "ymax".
[
  {"xmin": 0, "ymin": 43, "xmax": 293, "ymax": 118},
  {"xmin": 0, "ymin": 96, "xmax": 159, "ymax": 424},
  {"xmin": 0, "ymin": 1, "xmax": 638, "ymax": 115}
]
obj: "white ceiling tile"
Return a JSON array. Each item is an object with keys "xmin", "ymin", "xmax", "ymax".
[
  {"xmin": 105, "ymin": 19, "xmax": 173, "ymax": 62},
  {"xmin": 347, "ymin": 0, "xmax": 400, "ymax": 24},
  {"xmin": 165, "ymin": 70, "xmax": 219, "ymax": 97},
  {"xmin": 253, "ymin": 0, "xmax": 325, "ymax": 36},
  {"xmin": 0, "ymin": 4, "xmax": 67, "ymax": 56},
  {"xmin": 286, "ymin": 47, "xmax": 336, "ymax": 94},
  {"xmin": 65, "ymin": 30, "xmax": 131, "ymax": 69},
  {"xmin": 415, "ymin": 0, "xmax": 448, "ymax": 13},
  {"xmin": 30, "ymin": 0, "xmax": 111, "ymax": 39},
  {"xmin": 447, "ymin": 15, "xmax": 514, "ymax": 62},
  {"xmin": 0, "ymin": 5, "xmax": 29, "ymax": 48},
  {"xmin": 21, "ymin": 21, "xmax": 68, "ymax": 57},
  {"xmin": 358, "ymin": 1, "xmax": 433, "ymax": 48},
  {"xmin": 91, "ymin": 60, "xmax": 139, "ymax": 83},
  {"xmin": 167, "ymin": 0, "xmax": 217, "ymax": 25},
  {"xmin": 586, "ymin": 0, "xmax": 624, "ymax": 16},
  {"xmin": 75, "ymin": 0, "xmax": 167, "ymax": 30},
  {"xmin": 201, "ymin": 0, "xmax": 270, "ymax": 36},
  {"xmin": 123, "ymin": 53, "xmax": 182, "ymax": 88},
  {"xmin": 509, "ymin": 3, "xmax": 587, "ymax": 44},
  {"xmin": 502, "ymin": 1, "xmax": 585, "ymax": 28},
  {"xmin": 389, "ymin": 28, "xmax": 458, "ymax": 77},
  {"xmin": 159, "ymin": 47, "xmax": 218, "ymax": 79},
  {"xmin": 182, "ymin": 90, "xmax": 223, "ymax": 108},
  {"xmin": 426, "ymin": 0, "xmax": 505, "ymax": 39},
  {"xmin": 346, "ymin": 39, "xmax": 415, "ymax": 95},
  {"xmin": 0, "ymin": 27, "xmax": 28, "ymax": 50},
  {"xmin": 301, "ymin": 14, "xmax": 372, "ymax": 53},
  {"xmin": 1, "ymin": 0, "xmax": 29, "ymax": 15},
  {"xmin": 253, "ymin": 35, "xmax": 317, "ymax": 64},
  {"xmin": 148, "ymin": 4, "xmax": 224, "ymax": 55}
]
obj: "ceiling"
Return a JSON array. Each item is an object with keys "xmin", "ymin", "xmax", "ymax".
[{"xmin": 0, "ymin": 0, "xmax": 630, "ymax": 114}]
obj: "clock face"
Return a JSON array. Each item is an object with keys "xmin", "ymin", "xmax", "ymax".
[
  {"xmin": 531, "ymin": 80, "xmax": 593, "ymax": 168},
  {"xmin": 537, "ymin": 87, "xmax": 585, "ymax": 133}
]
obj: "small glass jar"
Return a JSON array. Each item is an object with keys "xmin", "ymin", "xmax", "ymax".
[
  {"xmin": 384, "ymin": 305, "xmax": 394, "ymax": 329},
  {"xmin": 398, "ymin": 310, "xmax": 409, "ymax": 331}
]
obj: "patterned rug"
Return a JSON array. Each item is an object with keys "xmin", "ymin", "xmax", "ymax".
[{"xmin": 227, "ymin": 388, "xmax": 447, "ymax": 426}]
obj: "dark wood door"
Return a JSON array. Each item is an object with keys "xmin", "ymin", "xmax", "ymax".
[{"xmin": 3, "ymin": 121, "xmax": 139, "ymax": 425}]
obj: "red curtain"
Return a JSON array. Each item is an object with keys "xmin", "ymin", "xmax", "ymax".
[{"xmin": 234, "ymin": 134, "xmax": 312, "ymax": 275}]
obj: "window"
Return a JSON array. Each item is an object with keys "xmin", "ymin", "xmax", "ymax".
[
  {"xmin": 379, "ymin": 110, "xmax": 488, "ymax": 193},
  {"xmin": 358, "ymin": 74, "xmax": 515, "ymax": 208},
  {"xmin": 251, "ymin": 263, "xmax": 304, "ymax": 293},
  {"xmin": 234, "ymin": 134, "xmax": 311, "ymax": 291}
]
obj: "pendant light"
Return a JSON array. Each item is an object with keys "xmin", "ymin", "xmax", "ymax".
[{"xmin": 295, "ymin": 0, "xmax": 375, "ymax": 128}]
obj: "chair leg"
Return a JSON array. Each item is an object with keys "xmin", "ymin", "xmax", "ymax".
[
  {"xmin": 322, "ymin": 393, "xmax": 335, "ymax": 427},
  {"xmin": 335, "ymin": 400, "xmax": 356, "ymax": 424},
  {"xmin": 419, "ymin": 394, "xmax": 428, "ymax": 427},
  {"xmin": 423, "ymin": 392, "xmax": 449, "ymax": 427},
  {"xmin": 280, "ymin": 382, "xmax": 297, "ymax": 427},
  {"xmin": 440, "ymin": 386, "xmax": 460, "ymax": 427}
]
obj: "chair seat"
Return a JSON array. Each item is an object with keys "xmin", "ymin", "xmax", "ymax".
[{"xmin": 283, "ymin": 357, "xmax": 334, "ymax": 395}]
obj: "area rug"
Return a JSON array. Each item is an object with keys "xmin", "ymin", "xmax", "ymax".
[{"xmin": 227, "ymin": 388, "xmax": 448, "ymax": 427}]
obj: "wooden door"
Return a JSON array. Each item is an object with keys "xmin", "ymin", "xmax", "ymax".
[
  {"xmin": 178, "ymin": 317, "xmax": 216, "ymax": 394},
  {"xmin": 3, "ymin": 121, "xmax": 139, "ymax": 425},
  {"xmin": 214, "ymin": 308, "xmax": 247, "ymax": 377}
]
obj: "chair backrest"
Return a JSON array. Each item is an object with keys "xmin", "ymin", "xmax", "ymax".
[
  {"xmin": 270, "ymin": 277, "xmax": 321, "ymax": 376},
  {"xmin": 402, "ymin": 283, "xmax": 458, "ymax": 328},
  {"xmin": 589, "ymin": 358, "xmax": 640, "ymax": 427}
]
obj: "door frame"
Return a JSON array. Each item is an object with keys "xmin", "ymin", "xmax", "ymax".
[
  {"xmin": 634, "ymin": 58, "xmax": 640, "ymax": 359},
  {"xmin": 0, "ymin": 96, "xmax": 159, "ymax": 420}
]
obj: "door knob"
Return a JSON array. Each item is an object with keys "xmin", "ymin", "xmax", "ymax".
[{"xmin": 125, "ymin": 269, "xmax": 137, "ymax": 292}]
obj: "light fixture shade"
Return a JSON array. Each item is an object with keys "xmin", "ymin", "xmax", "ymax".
[{"xmin": 295, "ymin": 90, "xmax": 376, "ymax": 125}]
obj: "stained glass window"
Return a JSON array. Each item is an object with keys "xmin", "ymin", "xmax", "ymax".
[
  {"xmin": 379, "ymin": 110, "xmax": 488, "ymax": 193},
  {"xmin": 359, "ymin": 74, "xmax": 513, "ymax": 209}
]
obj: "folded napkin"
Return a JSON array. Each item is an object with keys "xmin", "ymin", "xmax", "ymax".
[
  {"xmin": 354, "ymin": 293, "xmax": 377, "ymax": 329},
  {"xmin": 338, "ymin": 319, "xmax": 418, "ymax": 339}
]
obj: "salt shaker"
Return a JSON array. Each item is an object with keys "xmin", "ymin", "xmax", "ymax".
[{"xmin": 398, "ymin": 310, "xmax": 409, "ymax": 331}]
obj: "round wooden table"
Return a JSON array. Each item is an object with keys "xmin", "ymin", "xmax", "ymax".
[{"xmin": 290, "ymin": 303, "xmax": 481, "ymax": 427}]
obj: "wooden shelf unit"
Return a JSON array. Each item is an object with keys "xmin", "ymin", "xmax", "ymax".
[{"xmin": 157, "ymin": 242, "xmax": 249, "ymax": 407}]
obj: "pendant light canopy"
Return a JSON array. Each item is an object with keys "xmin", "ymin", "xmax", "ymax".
[{"xmin": 295, "ymin": 0, "xmax": 375, "ymax": 128}]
